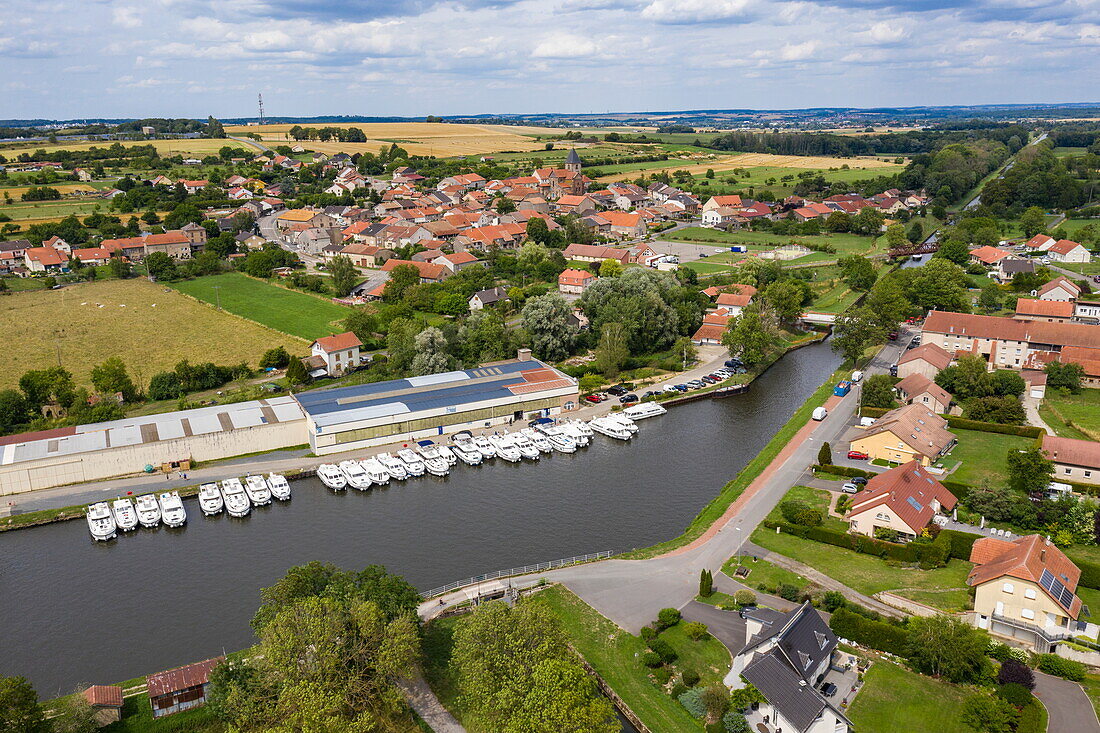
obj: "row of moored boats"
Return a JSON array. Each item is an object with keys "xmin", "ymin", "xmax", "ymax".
[
  {"xmin": 315, "ymin": 409, "xmax": 661, "ymax": 490},
  {"xmin": 86, "ymin": 473, "xmax": 290, "ymax": 541}
]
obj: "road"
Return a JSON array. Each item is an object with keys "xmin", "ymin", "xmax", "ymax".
[
  {"xmin": 1033, "ymin": 670, "xmax": 1100, "ymax": 733},
  {"xmin": 227, "ymin": 135, "xmax": 273, "ymax": 155}
]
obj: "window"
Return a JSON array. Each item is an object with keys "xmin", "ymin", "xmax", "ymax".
[
  {"xmin": 1066, "ymin": 468, "xmax": 1073, "ymax": 475},
  {"xmin": 1021, "ymin": 608, "xmax": 1035, "ymax": 620},
  {"xmin": 1086, "ymin": 471, "xmax": 1093, "ymax": 479},
  {"xmin": 1024, "ymin": 588, "xmax": 1037, "ymax": 600},
  {"xmin": 1002, "ymin": 583, "xmax": 1014, "ymax": 594}
]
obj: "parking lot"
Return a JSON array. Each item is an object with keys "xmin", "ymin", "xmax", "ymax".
[{"xmin": 650, "ymin": 240, "xmax": 744, "ymax": 264}]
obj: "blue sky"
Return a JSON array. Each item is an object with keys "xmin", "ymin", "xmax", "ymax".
[{"xmin": 1, "ymin": 0, "xmax": 1097, "ymax": 119}]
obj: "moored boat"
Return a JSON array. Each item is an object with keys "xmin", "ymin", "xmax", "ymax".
[
  {"xmin": 489, "ymin": 433, "xmax": 521, "ymax": 462},
  {"xmin": 221, "ymin": 478, "xmax": 251, "ymax": 517},
  {"xmin": 358, "ymin": 457, "xmax": 391, "ymax": 485},
  {"xmin": 451, "ymin": 438, "xmax": 482, "ymax": 465},
  {"xmin": 268, "ymin": 473, "xmax": 291, "ymax": 500},
  {"xmin": 423, "ymin": 455, "xmax": 450, "ymax": 476},
  {"xmin": 472, "ymin": 435, "xmax": 496, "ymax": 459},
  {"xmin": 135, "ymin": 494, "xmax": 161, "ymax": 527},
  {"xmin": 317, "ymin": 464, "xmax": 348, "ymax": 490},
  {"xmin": 158, "ymin": 492, "xmax": 187, "ymax": 528},
  {"xmin": 338, "ymin": 460, "xmax": 373, "ymax": 490},
  {"xmin": 378, "ymin": 453, "xmax": 409, "ymax": 480},
  {"xmin": 112, "ymin": 498, "xmax": 138, "ymax": 531},
  {"xmin": 604, "ymin": 412, "xmax": 639, "ymax": 433},
  {"xmin": 244, "ymin": 475, "xmax": 272, "ymax": 506},
  {"xmin": 589, "ymin": 416, "xmax": 632, "ymax": 440},
  {"xmin": 87, "ymin": 502, "xmax": 117, "ymax": 541},
  {"xmin": 622, "ymin": 402, "xmax": 667, "ymax": 420},
  {"xmin": 397, "ymin": 449, "xmax": 426, "ymax": 476},
  {"xmin": 198, "ymin": 483, "xmax": 224, "ymax": 515},
  {"xmin": 510, "ymin": 432, "xmax": 541, "ymax": 460},
  {"xmin": 521, "ymin": 428, "xmax": 553, "ymax": 453}
]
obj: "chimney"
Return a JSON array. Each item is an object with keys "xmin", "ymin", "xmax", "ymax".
[
  {"xmin": 1041, "ymin": 548, "xmax": 1046, "ymax": 563},
  {"xmin": 517, "ymin": 348, "xmax": 532, "ymax": 362}
]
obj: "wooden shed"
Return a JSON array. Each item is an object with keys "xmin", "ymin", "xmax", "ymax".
[{"xmin": 146, "ymin": 656, "xmax": 224, "ymax": 718}]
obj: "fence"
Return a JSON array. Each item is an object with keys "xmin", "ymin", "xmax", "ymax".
[{"xmin": 420, "ymin": 550, "xmax": 614, "ymax": 599}]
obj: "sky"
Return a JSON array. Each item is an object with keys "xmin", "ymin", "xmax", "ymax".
[{"xmin": 1, "ymin": 0, "xmax": 1098, "ymax": 120}]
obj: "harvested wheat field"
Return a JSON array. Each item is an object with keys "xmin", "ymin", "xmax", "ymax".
[
  {"xmin": 225, "ymin": 122, "xmax": 546, "ymax": 156},
  {"xmin": 0, "ymin": 278, "xmax": 306, "ymax": 390},
  {"xmin": 0, "ymin": 183, "xmax": 102, "ymax": 198},
  {"xmin": 600, "ymin": 152, "xmax": 904, "ymax": 181},
  {"xmin": 0, "ymin": 138, "xmax": 238, "ymax": 158}
]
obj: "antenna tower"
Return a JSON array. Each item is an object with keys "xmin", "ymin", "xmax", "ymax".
[{"xmin": 258, "ymin": 93, "xmax": 266, "ymax": 125}]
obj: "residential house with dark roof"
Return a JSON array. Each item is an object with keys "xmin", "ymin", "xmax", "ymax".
[
  {"xmin": 995, "ymin": 257, "xmax": 1035, "ymax": 283},
  {"xmin": 469, "ymin": 286, "xmax": 509, "ymax": 311},
  {"xmin": 969, "ymin": 534, "xmax": 1086, "ymax": 651},
  {"xmin": 846, "ymin": 460, "xmax": 957, "ymax": 540},
  {"xmin": 729, "ymin": 603, "xmax": 851, "ymax": 733}
]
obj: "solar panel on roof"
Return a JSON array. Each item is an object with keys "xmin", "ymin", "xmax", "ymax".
[
  {"xmin": 906, "ymin": 497, "xmax": 924, "ymax": 512},
  {"xmin": 1040, "ymin": 568, "xmax": 1076, "ymax": 612}
]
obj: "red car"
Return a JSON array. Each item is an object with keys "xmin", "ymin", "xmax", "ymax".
[
  {"xmin": 584, "ymin": 394, "xmax": 602, "ymax": 404},
  {"xmin": 887, "ymin": 331, "xmax": 899, "ymax": 341},
  {"xmin": 847, "ymin": 451, "xmax": 869, "ymax": 460}
]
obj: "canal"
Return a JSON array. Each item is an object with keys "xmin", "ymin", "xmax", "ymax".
[{"xmin": 0, "ymin": 339, "xmax": 841, "ymax": 696}]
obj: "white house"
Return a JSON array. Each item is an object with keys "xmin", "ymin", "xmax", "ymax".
[
  {"xmin": 469, "ymin": 286, "xmax": 509, "ymax": 311},
  {"xmin": 308, "ymin": 332, "xmax": 363, "ymax": 378},
  {"xmin": 1047, "ymin": 239, "xmax": 1091, "ymax": 264}
]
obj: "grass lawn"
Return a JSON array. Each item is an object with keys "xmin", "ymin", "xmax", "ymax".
[
  {"xmin": 945, "ymin": 429, "xmax": 1037, "ymax": 487},
  {"xmin": 101, "ymin": 694, "xmax": 224, "ymax": 732},
  {"xmin": 169, "ymin": 272, "xmax": 352, "ymax": 340},
  {"xmin": 1078, "ymin": 585, "xmax": 1100, "ymax": 621},
  {"xmin": 1083, "ymin": 674, "xmax": 1100, "ymax": 721},
  {"xmin": 847, "ymin": 660, "xmax": 972, "ymax": 733},
  {"xmin": 750, "ymin": 525, "xmax": 974, "ymax": 611},
  {"xmin": 0, "ymin": 277, "xmax": 304, "ymax": 390},
  {"xmin": 722, "ymin": 556, "xmax": 811, "ymax": 595},
  {"xmin": 1039, "ymin": 388, "xmax": 1100, "ymax": 441},
  {"xmin": 530, "ymin": 585, "xmax": 705, "ymax": 731},
  {"xmin": 660, "ymin": 227, "xmax": 883, "ymax": 258},
  {"xmin": 762, "ymin": 485, "xmax": 847, "ymax": 532},
  {"xmin": 1, "ymin": 276, "xmax": 50, "ymax": 291},
  {"xmin": 422, "ymin": 616, "xmax": 486, "ymax": 731}
]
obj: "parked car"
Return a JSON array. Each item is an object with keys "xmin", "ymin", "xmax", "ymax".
[
  {"xmin": 619, "ymin": 393, "xmax": 638, "ymax": 404},
  {"xmin": 889, "ymin": 364, "xmax": 898, "ymax": 377},
  {"xmin": 700, "ymin": 376, "xmax": 717, "ymax": 384},
  {"xmin": 820, "ymin": 682, "xmax": 838, "ymax": 698},
  {"xmin": 688, "ymin": 380, "xmax": 705, "ymax": 389},
  {"xmin": 584, "ymin": 395, "xmax": 602, "ymax": 404},
  {"xmin": 663, "ymin": 384, "xmax": 680, "ymax": 393},
  {"xmin": 887, "ymin": 331, "xmax": 899, "ymax": 341},
  {"xmin": 607, "ymin": 385, "xmax": 628, "ymax": 396},
  {"xmin": 643, "ymin": 390, "xmax": 660, "ymax": 399},
  {"xmin": 841, "ymin": 483, "xmax": 859, "ymax": 494},
  {"xmin": 851, "ymin": 476, "xmax": 868, "ymax": 485},
  {"xmin": 847, "ymin": 451, "xmax": 869, "ymax": 460},
  {"xmin": 725, "ymin": 358, "xmax": 743, "ymax": 368},
  {"xmin": 714, "ymin": 248, "xmax": 725, "ymax": 254}
]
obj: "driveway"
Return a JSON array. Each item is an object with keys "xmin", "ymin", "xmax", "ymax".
[
  {"xmin": 1033, "ymin": 671, "xmax": 1100, "ymax": 733},
  {"xmin": 680, "ymin": 600, "xmax": 746, "ymax": 656}
]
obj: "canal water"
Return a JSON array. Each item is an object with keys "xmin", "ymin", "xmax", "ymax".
[{"xmin": 0, "ymin": 340, "xmax": 841, "ymax": 696}]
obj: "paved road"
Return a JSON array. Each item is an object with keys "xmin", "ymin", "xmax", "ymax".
[
  {"xmin": 1034, "ymin": 670, "xmax": 1100, "ymax": 733},
  {"xmin": 398, "ymin": 677, "xmax": 466, "ymax": 733}
]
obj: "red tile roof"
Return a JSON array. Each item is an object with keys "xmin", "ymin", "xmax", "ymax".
[
  {"xmin": 1043, "ymin": 434, "xmax": 1100, "ymax": 470},
  {"xmin": 715, "ymin": 292, "xmax": 752, "ymax": 308},
  {"xmin": 382, "ymin": 258, "xmax": 448, "ymax": 281},
  {"xmin": 25, "ymin": 247, "xmax": 66, "ymax": 266},
  {"xmin": 925, "ymin": 311, "xmax": 1100, "ymax": 350},
  {"xmin": 1037, "ymin": 277, "xmax": 1081, "ymax": 297},
  {"xmin": 1049, "ymin": 239, "xmax": 1086, "ymax": 255},
  {"xmin": 147, "ymin": 656, "xmax": 225, "ymax": 698},
  {"xmin": 894, "ymin": 373, "xmax": 953, "ymax": 408},
  {"xmin": 1015, "ymin": 298, "xmax": 1074, "ymax": 319},
  {"xmin": 967, "ymin": 534, "xmax": 1082, "ymax": 618},
  {"xmin": 970, "ymin": 245, "xmax": 1013, "ymax": 264},
  {"xmin": 848, "ymin": 460, "xmax": 957, "ymax": 534},
  {"xmin": 312, "ymin": 331, "xmax": 363, "ymax": 353},
  {"xmin": 897, "ymin": 342, "xmax": 953, "ymax": 370},
  {"xmin": 83, "ymin": 685, "xmax": 123, "ymax": 708},
  {"xmin": 559, "ymin": 268, "xmax": 595, "ymax": 286},
  {"xmin": 1025, "ymin": 234, "xmax": 1055, "ymax": 250}
]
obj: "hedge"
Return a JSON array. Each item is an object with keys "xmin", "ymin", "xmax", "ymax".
[
  {"xmin": 815, "ymin": 464, "xmax": 875, "ymax": 479},
  {"xmin": 1076, "ymin": 558, "xmax": 1100, "ymax": 590},
  {"xmin": 857, "ymin": 410, "xmax": 1043, "ymax": 437},
  {"xmin": 1035, "ymin": 654, "xmax": 1086, "ymax": 682},
  {"xmin": 761, "ymin": 520, "xmax": 962, "ymax": 569},
  {"xmin": 828, "ymin": 607, "xmax": 909, "ymax": 656},
  {"xmin": 937, "ymin": 529, "xmax": 982, "ymax": 561}
]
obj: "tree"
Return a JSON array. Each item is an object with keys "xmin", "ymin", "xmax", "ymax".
[
  {"xmin": 885, "ymin": 223, "xmax": 907, "ymax": 250},
  {"xmin": 50, "ymin": 692, "xmax": 98, "ymax": 733},
  {"xmin": 598, "ymin": 258, "xmax": 623, "ymax": 278},
  {"xmin": 865, "ymin": 276, "xmax": 911, "ymax": 329},
  {"xmin": 964, "ymin": 395, "xmax": 1025, "ymax": 425},
  {"xmin": 978, "ymin": 282, "xmax": 1002, "ymax": 312},
  {"xmin": 144, "ymin": 251, "xmax": 178, "ymax": 281},
  {"xmin": 832, "ymin": 306, "xmax": 885, "ymax": 364},
  {"xmin": 505, "ymin": 657, "xmax": 620, "ymax": 733},
  {"xmin": 108, "ymin": 256, "xmax": 132, "ymax": 279},
  {"xmin": 961, "ymin": 694, "xmax": 1019, "ymax": 733},
  {"xmin": 207, "ymin": 115, "xmax": 226, "ymax": 138},
  {"xmin": 997, "ymin": 660, "xmax": 1035, "ymax": 690},
  {"xmin": 525, "ymin": 217, "xmax": 550, "ymax": 245},
  {"xmin": 19, "ymin": 366, "xmax": 76, "ymax": 409},
  {"xmin": 495, "ymin": 195, "xmax": 517, "ymax": 214},
  {"xmin": 0, "ymin": 676, "xmax": 47, "ymax": 733},
  {"xmin": 839, "ymin": 255, "xmax": 876, "ymax": 291},
  {"xmin": 1046, "ymin": 361, "xmax": 1084, "ymax": 393},
  {"xmin": 907, "ymin": 220, "xmax": 924, "ymax": 244},
  {"xmin": 723, "ymin": 307, "xmax": 769, "ymax": 366},
  {"xmin": 817, "ymin": 441, "xmax": 832, "ymax": 466},
  {"xmin": 411, "ymin": 327, "xmax": 451, "ymax": 376},
  {"xmin": 383, "ymin": 263, "xmax": 420, "ymax": 302},
  {"xmin": 699, "ymin": 569, "xmax": 713, "ymax": 597},
  {"xmin": 936, "ymin": 355, "xmax": 994, "ymax": 400},
  {"xmin": 1007, "ymin": 446, "xmax": 1054, "ymax": 495},
  {"xmin": 259, "ymin": 346, "xmax": 290, "ymax": 369},
  {"xmin": 907, "ymin": 258, "xmax": 970, "ymax": 312},
  {"xmin": 90, "ymin": 356, "xmax": 138, "ymax": 402},
  {"xmin": 762, "ymin": 280, "xmax": 805, "ymax": 323},
  {"xmin": 935, "ymin": 238, "xmax": 971, "ymax": 266},
  {"xmin": 594, "ymin": 321, "xmax": 628, "ymax": 379},
  {"xmin": 990, "ymin": 369, "xmax": 1025, "ymax": 397},
  {"xmin": 1020, "ymin": 206, "xmax": 1047, "ymax": 239},
  {"xmin": 906, "ymin": 616, "xmax": 989, "ymax": 683},
  {"xmin": 385, "ymin": 318, "xmax": 419, "ymax": 376},
  {"xmin": 285, "ymin": 357, "xmax": 310, "ymax": 386},
  {"xmin": 966, "ymin": 483, "xmax": 1034, "ymax": 524},
  {"xmin": 521, "ymin": 293, "xmax": 577, "ymax": 362},
  {"xmin": 342, "ymin": 309, "xmax": 378, "ymax": 346},
  {"xmin": 862, "ymin": 373, "xmax": 899, "ymax": 408},
  {"xmin": 0, "ymin": 389, "xmax": 32, "ymax": 433},
  {"xmin": 327, "ymin": 255, "xmax": 359, "ymax": 297}
]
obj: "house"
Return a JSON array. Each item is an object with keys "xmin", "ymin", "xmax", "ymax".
[
  {"xmin": 435, "ymin": 251, "xmax": 484, "ymax": 274},
  {"xmin": 71, "ymin": 247, "xmax": 112, "ymax": 266},
  {"xmin": 1037, "ymin": 276, "xmax": 1081, "ymax": 302},
  {"xmin": 558, "ymin": 268, "xmax": 596, "ymax": 294},
  {"xmin": 846, "ymin": 460, "xmax": 957, "ymax": 541},
  {"xmin": 701, "ymin": 206, "xmax": 742, "ymax": 229},
  {"xmin": 555, "ymin": 194, "xmax": 596, "ymax": 216},
  {"xmin": 1025, "ymin": 234, "xmax": 1055, "ymax": 251},
  {"xmin": 341, "ymin": 243, "xmax": 391, "ymax": 269},
  {"xmin": 894, "ymin": 373, "xmax": 954, "ymax": 414},
  {"xmin": 702, "ymin": 194, "xmax": 742, "ymax": 212},
  {"xmin": 969, "ymin": 534, "xmax": 1084, "ymax": 652},
  {"xmin": 234, "ymin": 232, "xmax": 266, "ymax": 251},
  {"xmin": 1075, "ymin": 299, "xmax": 1100, "ymax": 324},
  {"xmin": 1042, "ymin": 435, "xmax": 1100, "ymax": 486},
  {"xmin": 147, "ymin": 656, "xmax": 224, "ymax": 718},
  {"xmin": 896, "ymin": 342, "xmax": 953, "ymax": 380},
  {"xmin": 714, "ymin": 291, "xmax": 753, "ymax": 317},
  {"xmin": 600, "ymin": 211, "xmax": 646, "ymax": 239},
  {"xmin": 310, "ymin": 332, "xmax": 363, "ymax": 377},
  {"xmin": 1047, "ymin": 239, "xmax": 1091, "ymax": 264},
  {"xmin": 691, "ymin": 312, "xmax": 730, "ymax": 345},
  {"xmin": 81, "ymin": 685, "xmax": 124, "ymax": 726},
  {"xmin": 562, "ymin": 242, "xmax": 630, "ymax": 264},
  {"xmin": 43, "ymin": 235, "xmax": 71, "ymax": 254},
  {"xmin": 469, "ymin": 286, "xmax": 509, "ymax": 311},
  {"xmin": 970, "ymin": 245, "xmax": 1014, "ymax": 267},
  {"xmin": 144, "ymin": 231, "xmax": 193, "ymax": 259},
  {"xmin": 74, "ymin": 167, "xmax": 93, "ymax": 182},
  {"xmin": 996, "ymin": 257, "xmax": 1035, "ymax": 283},
  {"xmin": 1014, "ymin": 298, "xmax": 1075, "ymax": 323},
  {"xmin": 848, "ymin": 403, "xmax": 955, "ymax": 466},
  {"xmin": 179, "ymin": 180, "xmax": 208, "ymax": 195},
  {"xmin": 381, "ymin": 258, "xmax": 449, "ymax": 283},
  {"xmin": 923, "ymin": 310, "xmax": 1100, "ymax": 373},
  {"xmin": 181, "ymin": 221, "xmax": 208, "ymax": 249},
  {"xmin": 728, "ymin": 603, "xmax": 851, "ymax": 733},
  {"xmin": 24, "ymin": 246, "xmax": 68, "ymax": 273}
]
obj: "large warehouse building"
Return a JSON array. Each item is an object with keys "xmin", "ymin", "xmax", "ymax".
[
  {"xmin": 293, "ymin": 354, "xmax": 579, "ymax": 455},
  {"xmin": 0, "ymin": 396, "xmax": 306, "ymax": 495}
]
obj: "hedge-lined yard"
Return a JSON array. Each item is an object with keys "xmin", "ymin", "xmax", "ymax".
[
  {"xmin": 947, "ymin": 429, "xmax": 1037, "ymax": 486},
  {"xmin": 847, "ymin": 659, "xmax": 972, "ymax": 733}
]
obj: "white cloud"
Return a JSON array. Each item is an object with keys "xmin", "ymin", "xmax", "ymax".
[
  {"xmin": 531, "ymin": 33, "xmax": 599, "ymax": 58},
  {"xmin": 641, "ymin": 0, "xmax": 755, "ymax": 23},
  {"xmin": 112, "ymin": 7, "xmax": 142, "ymax": 28}
]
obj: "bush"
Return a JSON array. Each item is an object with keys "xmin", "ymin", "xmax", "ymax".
[
  {"xmin": 679, "ymin": 687, "xmax": 706, "ymax": 719},
  {"xmin": 640, "ymin": 651, "xmax": 662, "ymax": 668},
  {"xmin": 997, "ymin": 660, "xmax": 1035, "ymax": 690},
  {"xmin": 828, "ymin": 607, "xmax": 909, "ymax": 656},
  {"xmin": 682, "ymin": 669, "xmax": 701, "ymax": 687},
  {"xmin": 729, "ymin": 683, "xmax": 765, "ymax": 711},
  {"xmin": 733, "ymin": 589, "xmax": 756, "ymax": 607},
  {"xmin": 656, "ymin": 608, "xmax": 682, "ymax": 630},
  {"xmin": 653, "ymin": 666, "xmax": 673, "ymax": 685},
  {"xmin": 706, "ymin": 722, "xmax": 725, "ymax": 733},
  {"xmin": 1035, "ymin": 653, "xmax": 1085, "ymax": 681},
  {"xmin": 649, "ymin": 638, "xmax": 678, "ymax": 664},
  {"xmin": 723, "ymin": 711, "xmax": 750, "ymax": 733},
  {"xmin": 944, "ymin": 415, "xmax": 1042, "ymax": 437},
  {"xmin": 777, "ymin": 583, "xmax": 801, "ymax": 602},
  {"xmin": 258, "ymin": 346, "xmax": 290, "ymax": 369},
  {"xmin": 684, "ymin": 621, "xmax": 709, "ymax": 641},
  {"xmin": 961, "ymin": 694, "xmax": 1020, "ymax": 733},
  {"xmin": 701, "ymin": 684, "xmax": 731, "ymax": 721},
  {"xmin": 640, "ymin": 626, "xmax": 657, "ymax": 642},
  {"xmin": 822, "ymin": 590, "xmax": 847, "ymax": 612},
  {"xmin": 670, "ymin": 682, "xmax": 688, "ymax": 699},
  {"xmin": 1078, "ymin": 558, "xmax": 1100, "ymax": 590},
  {"xmin": 780, "ymin": 499, "xmax": 823, "ymax": 527},
  {"xmin": 1016, "ymin": 701, "xmax": 1045, "ymax": 733},
  {"xmin": 995, "ymin": 682, "xmax": 1034, "ymax": 708}
]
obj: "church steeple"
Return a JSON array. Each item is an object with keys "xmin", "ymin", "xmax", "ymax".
[{"xmin": 564, "ymin": 147, "xmax": 583, "ymax": 174}]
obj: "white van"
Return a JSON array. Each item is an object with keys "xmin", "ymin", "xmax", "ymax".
[
  {"xmin": 851, "ymin": 370, "xmax": 864, "ymax": 383},
  {"xmin": 812, "ymin": 407, "xmax": 828, "ymax": 421}
]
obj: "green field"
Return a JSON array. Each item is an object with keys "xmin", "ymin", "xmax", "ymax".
[
  {"xmin": 0, "ymin": 199, "xmax": 110, "ymax": 221},
  {"xmin": 945, "ymin": 429, "xmax": 1037, "ymax": 486},
  {"xmin": 847, "ymin": 660, "xmax": 972, "ymax": 733},
  {"xmin": 1040, "ymin": 388, "xmax": 1100, "ymax": 441},
  {"xmin": 169, "ymin": 272, "xmax": 352, "ymax": 340},
  {"xmin": 662, "ymin": 228, "xmax": 884, "ymax": 257}
]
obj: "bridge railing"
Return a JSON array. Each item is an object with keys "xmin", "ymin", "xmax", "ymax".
[{"xmin": 420, "ymin": 550, "xmax": 614, "ymax": 599}]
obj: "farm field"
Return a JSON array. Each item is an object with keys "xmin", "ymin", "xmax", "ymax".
[
  {"xmin": 168, "ymin": 272, "xmax": 352, "ymax": 340},
  {"xmin": 661, "ymin": 227, "xmax": 885, "ymax": 258},
  {"xmin": 0, "ymin": 138, "xmax": 234, "ymax": 158},
  {"xmin": 225, "ymin": 122, "xmax": 547, "ymax": 157},
  {"xmin": 0, "ymin": 182, "xmax": 112, "ymax": 198},
  {"xmin": 598, "ymin": 152, "xmax": 904, "ymax": 182},
  {"xmin": 0, "ymin": 199, "xmax": 117, "ymax": 222},
  {"xmin": 0, "ymin": 278, "xmax": 304, "ymax": 390}
]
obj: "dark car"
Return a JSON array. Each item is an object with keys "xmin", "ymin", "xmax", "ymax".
[
  {"xmin": 674, "ymin": 384, "xmax": 689, "ymax": 391},
  {"xmin": 619, "ymin": 393, "xmax": 638, "ymax": 404},
  {"xmin": 852, "ymin": 476, "xmax": 868, "ymax": 485},
  {"xmin": 820, "ymin": 682, "xmax": 838, "ymax": 698},
  {"xmin": 700, "ymin": 376, "xmax": 717, "ymax": 384},
  {"xmin": 889, "ymin": 364, "xmax": 898, "ymax": 377},
  {"xmin": 643, "ymin": 390, "xmax": 660, "ymax": 399},
  {"xmin": 887, "ymin": 331, "xmax": 899, "ymax": 341},
  {"xmin": 725, "ymin": 358, "xmax": 743, "ymax": 368},
  {"xmin": 607, "ymin": 385, "xmax": 628, "ymax": 396}
]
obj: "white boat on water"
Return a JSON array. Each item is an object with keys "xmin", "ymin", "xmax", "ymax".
[
  {"xmin": 473, "ymin": 435, "xmax": 496, "ymax": 459},
  {"xmin": 135, "ymin": 494, "xmax": 161, "ymax": 527},
  {"xmin": 244, "ymin": 475, "xmax": 272, "ymax": 506},
  {"xmin": 451, "ymin": 438, "xmax": 482, "ymax": 465},
  {"xmin": 198, "ymin": 483, "xmax": 224, "ymax": 515},
  {"xmin": 423, "ymin": 455, "xmax": 450, "ymax": 476},
  {"xmin": 539, "ymin": 426, "xmax": 577, "ymax": 453},
  {"xmin": 416, "ymin": 442, "xmax": 445, "ymax": 462},
  {"xmin": 510, "ymin": 433, "xmax": 541, "ymax": 460},
  {"xmin": 489, "ymin": 434, "xmax": 522, "ymax": 462},
  {"xmin": 605, "ymin": 412, "xmax": 638, "ymax": 433},
  {"xmin": 589, "ymin": 416, "xmax": 632, "ymax": 440},
  {"xmin": 159, "ymin": 491, "xmax": 187, "ymax": 527},
  {"xmin": 558, "ymin": 422, "xmax": 590, "ymax": 446},
  {"xmin": 87, "ymin": 502, "xmax": 117, "ymax": 541},
  {"xmin": 358, "ymin": 458, "xmax": 391, "ymax": 485},
  {"xmin": 622, "ymin": 402, "xmax": 667, "ymax": 420},
  {"xmin": 221, "ymin": 478, "xmax": 251, "ymax": 516},
  {"xmin": 268, "ymin": 473, "xmax": 291, "ymax": 501},
  {"xmin": 339, "ymin": 460, "xmax": 373, "ymax": 490},
  {"xmin": 521, "ymin": 428, "xmax": 553, "ymax": 453},
  {"xmin": 397, "ymin": 449, "xmax": 426, "ymax": 476},
  {"xmin": 317, "ymin": 464, "xmax": 348, "ymax": 490},
  {"xmin": 112, "ymin": 498, "xmax": 138, "ymax": 531},
  {"xmin": 378, "ymin": 453, "xmax": 409, "ymax": 480},
  {"xmin": 437, "ymin": 444, "xmax": 458, "ymax": 466},
  {"xmin": 568, "ymin": 419, "xmax": 594, "ymax": 438}
]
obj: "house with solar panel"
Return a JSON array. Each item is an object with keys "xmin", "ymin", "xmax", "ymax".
[
  {"xmin": 292, "ymin": 350, "xmax": 579, "ymax": 455},
  {"xmin": 845, "ymin": 460, "xmax": 958, "ymax": 542},
  {"xmin": 968, "ymin": 534, "xmax": 1093, "ymax": 652}
]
